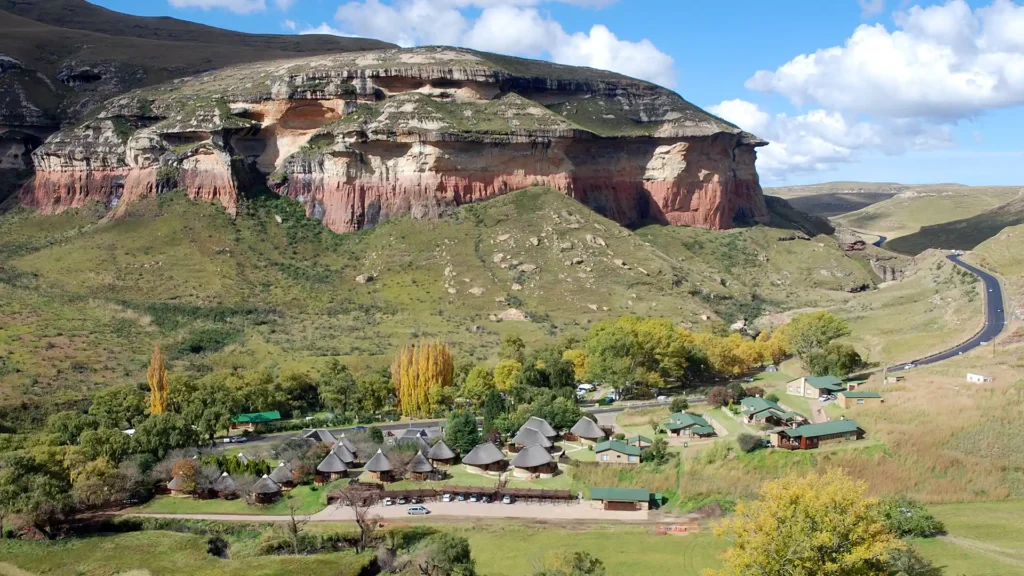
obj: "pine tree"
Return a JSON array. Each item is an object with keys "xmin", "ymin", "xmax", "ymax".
[{"xmin": 147, "ymin": 344, "xmax": 169, "ymax": 415}]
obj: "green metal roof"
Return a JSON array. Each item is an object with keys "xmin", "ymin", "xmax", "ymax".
[
  {"xmin": 784, "ymin": 420, "xmax": 862, "ymax": 439},
  {"xmin": 627, "ymin": 435, "xmax": 653, "ymax": 444},
  {"xmin": 590, "ymin": 487, "xmax": 650, "ymax": 502},
  {"xmin": 839, "ymin": 391, "xmax": 882, "ymax": 398},
  {"xmin": 595, "ymin": 440, "xmax": 642, "ymax": 456},
  {"xmin": 661, "ymin": 422, "xmax": 686, "ymax": 431},
  {"xmin": 805, "ymin": 376, "xmax": 846, "ymax": 391},
  {"xmin": 690, "ymin": 425, "xmax": 715, "ymax": 435},
  {"xmin": 231, "ymin": 410, "xmax": 282, "ymax": 423},
  {"xmin": 740, "ymin": 397, "xmax": 785, "ymax": 415},
  {"xmin": 667, "ymin": 412, "xmax": 709, "ymax": 428}
]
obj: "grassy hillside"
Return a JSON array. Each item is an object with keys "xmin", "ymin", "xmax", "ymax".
[
  {"xmin": 835, "ymin": 186, "xmax": 1021, "ymax": 242},
  {"xmin": 887, "ymin": 195, "xmax": 1024, "ymax": 255},
  {"xmin": 970, "ymin": 221, "xmax": 1024, "ymax": 317},
  {"xmin": 0, "ymin": 187, "xmax": 872, "ymax": 425}
]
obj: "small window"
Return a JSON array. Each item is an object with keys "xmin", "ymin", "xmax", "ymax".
[
  {"xmin": 628, "ymin": 456, "xmax": 638, "ymax": 462},
  {"xmin": 857, "ymin": 399, "xmax": 865, "ymax": 404},
  {"xmin": 601, "ymin": 455, "xmax": 608, "ymax": 461}
]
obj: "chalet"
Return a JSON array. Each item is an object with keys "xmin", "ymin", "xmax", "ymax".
[
  {"xmin": 213, "ymin": 472, "xmax": 238, "ymax": 499},
  {"xmin": 303, "ymin": 429, "xmax": 337, "ymax": 445},
  {"xmin": 520, "ymin": 416, "xmax": 558, "ymax": 440},
  {"xmin": 269, "ymin": 461, "xmax": 295, "ymax": 490},
  {"xmin": 251, "ymin": 475, "xmax": 282, "ymax": 504},
  {"xmin": 836, "ymin": 390, "xmax": 882, "ymax": 409},
  {"xmin": 510, "ymin": 444, "xmax": 558, "ymax": 477},
  {"xmin": 740, "ymin": 397, "xmax": 806, "ymax": 427},
  {"xmin": 661, "ymin": 413, "xmax": 716, "ymax": 438},
  {"xmin": 167, "ymin": 475, "xmax": 188, "ymax": 497},
  {"xmin": 407, "ymin": 452, "xmax": 435, "ymax": 481},
  {"xmin": 590, "ymin": 487, "xmax": 650, "ymax": 511},
  {"xmin": 462, "ymin": 442, "xmax": 507, "ymax": 473},
  {"xmin": 336, "ymin": 434, "xmax": 356, "ymax": 453},
  {"xmin": 594, "ymin": 440, "xmax": 641, "ymax": 465},
  {"xmin": 568, "ymin": 417, "xmax": 606, "ymax": 444},
  {"xmin": 331, "ymin": 443, "xmax": 357, "ymax": 466},
  {"xmin": 786, "ymin": 375, "xmax": 846, "ymax": 399},
  {"xmin": 364, "ymin": 449, "xmax": 394, "ymax": 482},
  {"xmin": 230, "ymin": 410, "xmax": 281, "ymax": 432},
  {"xmin": 397, "ymin": 427, "xmax": 442, "ymax": 442},
  {"xmin": 426, "ymin": 440, "xmax": 457, "ymax": 467},
  {"xmin": 626, "ymin": 435, "xmax": 652, "ymax": 448},
  {"xmin": 771, "ymin": 419, "xmax": 865, "ymax": 451},
  {"xmin": 511, "ymin": 426, "xmax": 554, "ymax": 452},
  {"xmin": 316, "ymin": 452, "xmax": 349, "ymax": 484}
]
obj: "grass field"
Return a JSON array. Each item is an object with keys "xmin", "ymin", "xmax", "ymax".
[
  {"xmin": 0, "ymin": 531, "xmax": 372, "ymax": 576},
  {"xmin": 132, "ymin": 479, "xmax": 349, "ymax": 515},
  {"xmin": 0, "ymin": 188, "xmax": 873, "ymax": 428},
  {"xmin": 913, "ymin": 500, "xmax": 1024, "ymax": 576}
]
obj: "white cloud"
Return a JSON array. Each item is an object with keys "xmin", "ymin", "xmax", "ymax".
[
  {"xmin": 300, "ymin": 22, "xmax": 350, "ymax": 36},
  {"xmin": 709, "ymin": 99, "xmax": 951, "ymax": 180},
  {"xmin": 167, "ymin": 0, "xmax": 266, "ymax": 14},
  {"xmin": 332, "ymin": 0, "xmax": 676, "ymax": 86},
  {"xmin": 274, "ymin": 0, "xmax": 295, "ymax": 9},
  {"xmin": 746, "ymin": 0, "xmax": 1024, "ymax": 120},
  {"xmin": 282, "ymin": 19, "xmax": 297, "ymax": 30}
]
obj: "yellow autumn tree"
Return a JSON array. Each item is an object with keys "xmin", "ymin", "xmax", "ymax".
[
  {"xmin": 561, "ymin": 349, "xmax": 588, "ymax": 382},
  {"xmin": 391, "ymin": 340, "xmax": 454, "ymax": 418},
  {"xmin": 147, "ymin": 343, "xmax": 169, "ymax": 415},
  {"xmin": 706, "ymin": 469, "xmax": 901, "ymax": 576}
]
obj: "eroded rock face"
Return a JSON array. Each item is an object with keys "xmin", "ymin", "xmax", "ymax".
[{"xmin": 22, "ymin": 47, "xmax": 769, "ymax": 232}]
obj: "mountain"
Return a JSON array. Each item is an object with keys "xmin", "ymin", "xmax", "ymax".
[
  {"xmin": 17, "ymin": 43, "xmax": 769, "ymax": 234},
  {"xmin": 0, "ymin": 0, "xmax": 393, "ymax": 174}
]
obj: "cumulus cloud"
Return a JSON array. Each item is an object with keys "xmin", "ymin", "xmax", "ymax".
[
  {"xmin": 859, "ymin": 0, "xmax": 885, "ymax": 17},
  {"xmin": 709, "ymin": 99, "xmax": 951, "ymax": 180},
  {"xmin": 300, "ymin": 22, "xmax": 350, "ymax": 36},
  {"xmin": 167, "ymin": 0, "xmax": 266, "ymax": 13},
  {"xmin": 332, "ymin": 0, "xmax": 676, "ymax": 86},
  {"xmin": 746, "ymin": 0, "xmax": 1024, "ymax": 120},
  {"xmin": 282, "ymin": 19, "xmax": 297, "ymax": 30},
  {"xmin": 274, "ymin": 0, "xmax": 295, "ymax": 9}
]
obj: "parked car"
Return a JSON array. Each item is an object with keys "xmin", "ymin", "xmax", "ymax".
[
  {"xmin": 457, "ymin": 494, "xmax": 466, "ymax": 502},
  {"xmin": 904, "ymin": 363, "xmax": 916, "ymax": 369},
  {"xmin": 383, "ymin": 498, "xmax": 394, "ymax": 506},
  {"xmin": 577, "ymin": 383, "xmax": 596, "ymax": 391},
  {"xmin": 442, "ymin": 493, "xmax": 453, "ymax": 502},
  {"xmin": 469, "ymin": 494, "xmax": 479, "ymax": 502},
  {"xmin": 407, "ymin": 505, "xmax": 430, "ymax": 515},
  {"xmin": 502, "ymin": 495, "xmax": 514, "ymax": 505},
  {"xmin": 743, "ymin": 377, "xmax": 755, "ymax": 382},
  {"xmin": 656, "ymin": 395, "xmax": 669, "ymax": 401},
  {"xmin": 482, "ymin": 495, "xmax": 492, "ymax": 504},
  {"xmin": 397, "ymin": 497, "xmax": 407, "ymax": 505}
]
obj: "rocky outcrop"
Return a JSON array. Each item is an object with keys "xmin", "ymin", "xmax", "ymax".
[{"xmin": 21, "ymin": 47, "xmax": 770, "ymax": 233}]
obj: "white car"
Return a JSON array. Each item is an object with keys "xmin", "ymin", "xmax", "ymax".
[
  {"xmin": 502, "ymin": 495, "xmax": 514, "ymax": 505},
  {"xmin": 407, "ymin": 505, "xmax": 430, "ymax": 515},
  {"xmin": 383, "ymin": 498, "xmax": 394, "ymax": 506},
  {"xmin": 577, "ymin": 384, "xmax": 596, "ymax": 391},
  {"xmin": 469, "ymin": 494, "xmax": 479, "ymax": 502},
  {"xmin": 442, "ymin": 493, "xmax": 453, "ymax": 502},
  {"xmin": 656, "ymin": 395, "xmax": 669, "ymax": 401}
]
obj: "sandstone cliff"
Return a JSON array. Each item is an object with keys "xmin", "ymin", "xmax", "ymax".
[{"xmin": 21, "ymin": 46, "xmax": 770, "ymax": 232}]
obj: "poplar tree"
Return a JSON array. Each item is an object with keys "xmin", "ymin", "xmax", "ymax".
[
  {"xmin": 391, "ymin": 340, "xmax": 454, "ymax": 417},
  {"xmin": 147, "ymin": 344, "xmax": 169, "ymax": 415}
]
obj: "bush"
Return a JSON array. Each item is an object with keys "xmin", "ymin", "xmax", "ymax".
[
  {"xmin": 172, "ymin": 326, "xmax": 241, "ymax": 357},
  {"xmin": 612, "ymin": 432, "xmax": 625, "ymax": 440},
  {"xmin": 765, "ymin": 392, "xmax": 780, "ymax": 403},
  {"xmin": 737, "ymin": 433, "xmax": 763, "ymax": 454},
  {"xmin": 669, "ymin": 397, "xmax": 689, "ymax": 413},
  {"xmin": 879, "ymin": 496, "xmax": 946, "ymax": 538}
]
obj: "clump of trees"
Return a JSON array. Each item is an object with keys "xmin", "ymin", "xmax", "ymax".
[
  {"xmin": 391, "ymin": 340, "xmax": 455, "ymax": 418},
  {"xmin": 780, "ymin": 311, "xmax": 864, "ymax": 377}
]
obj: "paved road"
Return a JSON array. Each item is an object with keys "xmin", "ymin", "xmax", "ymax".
[
  {"xmin": 889, "ymin": 254, "xmax": 1006, "ymax": 370},
  {"xmin": 129, "ymin": 501, "xmax": 650, "ymax": 523}
]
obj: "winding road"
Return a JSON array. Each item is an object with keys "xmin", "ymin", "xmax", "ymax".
[{"xmin": 890, "ymin": 254, "xmax": 1007, "ymax": 370}]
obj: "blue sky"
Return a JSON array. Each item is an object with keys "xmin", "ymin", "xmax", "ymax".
[{"xmin": 91, "ymin": 0, "xmax": 1024, "ymax": 186}]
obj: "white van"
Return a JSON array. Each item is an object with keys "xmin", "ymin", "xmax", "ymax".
[{"xmin": 407, "ymin": 505, "xmax": 430, "ymax": 515}]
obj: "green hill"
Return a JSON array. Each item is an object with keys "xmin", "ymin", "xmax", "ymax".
[
  {"xmin": 0, "ymin": 188, "xmax": 873, "ymax": 426},
  {"xmin": 887, "ymin": 195, "xmax": 1024, "ymax": 255}
]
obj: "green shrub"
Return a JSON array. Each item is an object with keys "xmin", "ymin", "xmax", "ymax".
[
  {"xmin": 669, "ymin": 397, "xmax": 689, "ymax": 413},
  {"xmin": 879, "ymin": 495, "xmax": 946, "ymax": 538},
  {"xmin": 172, "ymin": 326, "xmax": 241, "ymax": 357},
  {"xmin": 737, "ymin": 433, "xmax": 763, "ymax": 454}
]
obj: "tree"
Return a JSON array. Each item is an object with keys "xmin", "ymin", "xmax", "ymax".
[
  {"xmin": 368, "ymin": 426, "xmax": 385, "ymax": 445},
  {"xmin": 286, "ymin": 501, "xmax": 307, "ymax": 555},
  {"xmin": 147, "ymin": 343, "xmax": 170, "ymax": 415},
  {"xmin": 419, "ymin": 532, "xmax": 477, "ymax": 576},
  {"xmin": 171, "ymin": 458, "xmax": 199, "ymax": 494},
  {"xmin": 391, "ymin": 340, "xmax": 455, "ymax": 418},
  {"xmin": 500, "ymin": 334, "xmax": 526, "ymax": 363},
  {"xmin": 642, "ymin": 437, "xmax": 671, "ymax": 466},
  {"xmin": 707, "ymin": 469, "xmax": 901, "ymax": 576},
  {"xmin": 331, "ymin": 486, "xmax": 379, "ymax": 553},
  {"xmin": 736, "ymin": 433, "xmax": 763, "ymax": 453},
  {"xmin": 281, "ymin": 370, "xmax": 319, "ymax": 417},
  {"xmin": 70, "ymin": 457, "xmax": 119, "ymax": 508},
  {"xmin": 517, "ymin": 364, "xmax": 547, "ymax": 389},
  {"xmin": 445, "ymin": 410, "xmax": 480, "ymax": 454},
  {"xmin": 461, "ymin": 365, "xmax": 496, "ymax": 405},
  {"xmin": 784, "ymin": 311, "xmax": 851, "ymax": 368},
  {"xmin": 757, "ymin": 329, "xmax": 790, "ymax": 365},
  {"xmin": 765, "ymin": 392, "xmax": 780, "ymax": 403},
  {"xmin": 89, "ymin": 384, "xmax": 147, "ymax": 430},
  {"xmin": 79, "ymin": 428, "xmax": 133, "ymax": 464},
  {"xmin": 171, "ymin": 376, "xmax": 241, "ymax": 440},
  {"xmin": 878, "ymin": 496, "xmax": 945, "ymax": 538},
  {"xmin": 357, "ymin": 369, "xmax": 394, "ymax": 415},
  {"xmin": 318, "ymin": 359, "xmax": 357, "ymax": 415},
  {"xmin": 534, "ymin": 395, "xmax": 582, "ymax": 431},
  {"xmin": 535, "ymin": 551, "xmax": 607, "ymax": 576},
  {"xmin": 133, "ymin": 413, "xmax": 200, "ymax": 458},
  {"xmin": 808, "ymin": 343, "xmax": 864, "ymax": 378},
  {"xmin": 669, "ymin": 397, "xmax": 689, "ymax": 413},
  {"xmin": 481, "ymin": 390, "xmax": 506, "ymax": 436},
  {"xmin": 493, "ymin": 360, "xmax": 523, "ymax": 392},
  {"xmin": 45, "ymin": 411, "xmax": 98, "ymax": 445},
  {"xmin": 708, "ymin": 386, "xmax": 732, "ymax": 408},
  {"xmin": 884, "ymin": 548, "xmax": 943, "ymax": 576},
  {"xmin": 561, "ymin": 349, "xmax": 588, "ymax": 382}
]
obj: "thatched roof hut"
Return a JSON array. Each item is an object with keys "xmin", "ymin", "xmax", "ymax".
[
  {"xmin": 521, "ymin": 416, "xmax": 557, "ymax": 438},
  {"xmin": 511, "ymin": 426, "xmax": 553, "ymax": 449},
  {"xmin": 331, "ymin": 443, "xmax": 357, "ymax": 464},
  {"xmin": 462, "ymin": 442, "xmax": 506, "ymax": 472},
  {"xmin": 269, "ymin": 461, "xmax": 294, "ymax": 487},
  {"xmin": 569, "ymin": 417, "xmax": 605, "ymax": 441},
  {"xmin": 427, "ymin": 440, "xmax": 457, "ymax": 464},
  {"xmin": 212, "ymin": 472, "xmax": 237, "ymax": 494},
  {"xmin": 251, "ymin": 474, "xmax": 281, "ymax": 504},
  {"xmin": 510, "ymin": 444, "xmax": 555, "ymax": 474},
  {"xmin": 303, "ymin": 429, "xmax": 338, "ymax": 445}
]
